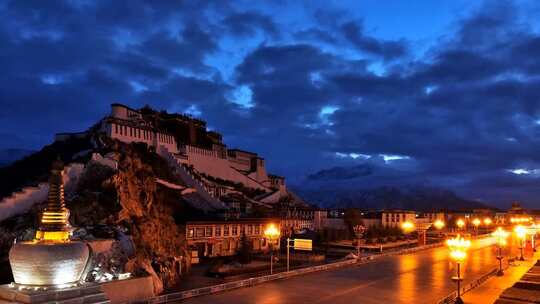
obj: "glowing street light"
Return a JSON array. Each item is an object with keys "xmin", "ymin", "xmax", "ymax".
[
  {"xmin": 515, "ymin": 225, "xmax": 527, "ymax": 261},
  {"xmin": 492, "ymin": 227, "xmax": 509, "ymax": 276},
  {"xmin": 264, "ymin": 223, "xmax": 281, "ymax": 274},
  {"xmin": 434, "ymin": 219, "xmax": 445, "ymax": 230},
  {"xmin": 401, "ymin": 221, "xmax": 415, "ymax": 234},
  {"xmin": 456, "ymin": 219, "xmax": 465, "ymax": 230},
  {"xmin": 511, "ymin": 217, "xmax": 531, "ymax": 224},
  {"xmin": 447, "ymin": 235, "xmax": 471, "ymax": 304},
  {"xmin": 483, "ymin": 218, "xmax": 492, "ymax": 226},
  {"xmin": 472, "ymin": 218, "xmax": 481, "ymax": 236}
]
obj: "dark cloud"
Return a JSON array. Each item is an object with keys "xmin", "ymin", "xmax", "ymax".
[
  {"xmin": 1, "ymin": 0, "xmax": 540, "ymax": 208},
  {"xmin": 223, "ymin": 11, "xmax": 279, "ymax": 38},
  {"xmin": 340, "ymin": 21, "xmax": 408, "ymax": 60}
]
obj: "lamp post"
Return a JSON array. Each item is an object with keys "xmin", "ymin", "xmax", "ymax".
[
  {"xmin": 515, "ymin": 225, "xmax": 526, "ymax": 261},
  {"xmin": 527, "ymin": 224, "xmax": 538, "ymax": 252},
  {"xmin": 456, "ymin": 219, "xmax": 465, "ymax": 232},
  {"xmin": 447, "ymin": 235, "xmax": 471, "ymax": 304},
  {"xmin": 264, "ymin": 223, "xmax": 280, "ymax": 274},
  {"xmin": 434, "ymin": 219, "xmax": 445, "ymax": 238},
  {"xmin": 492, "ymin": 227, "xmax": 509, "ymax": 276},
  {"xmin": 472, "ymin": 218, "xmax": 481, "ymax": 236},
  {"xmin": 401, "ymin": 221, "xmax": 415, "ymax": 233},
  {"xmin": 401, "ymin": 221, "xmax": 415, "ymax": 246}
]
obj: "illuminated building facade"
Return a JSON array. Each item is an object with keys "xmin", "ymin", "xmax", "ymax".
[{"xmin": 186, "ymin": 219, "xmax": 279, "ymax": 262}]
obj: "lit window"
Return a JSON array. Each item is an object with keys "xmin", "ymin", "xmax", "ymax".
[
  {"xmin": 205, "ymin": 227, "xmax": 212, "ymax": 237},
  {"xmin": 188, "ymin": 229, "xmax": 194, "ymax": 238},
  {"xmin": 195, "ymin": 228, "xmax": 204, "ymax": 237}
]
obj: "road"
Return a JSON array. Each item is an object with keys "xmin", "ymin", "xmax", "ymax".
[{"xmin": 180, "ymin": 237, "xmax": 521, "ymax": 304}]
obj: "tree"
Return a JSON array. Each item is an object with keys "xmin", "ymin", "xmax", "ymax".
[{"xmin": 344, "ymin": 209, "xmax": 364, "ymax": 238}]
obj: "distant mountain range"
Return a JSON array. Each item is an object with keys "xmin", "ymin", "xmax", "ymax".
[
  {"xmin": 0, "ymin": 149, "xmax": 34, "ymax": 167},
  {"xmin": 293, "ymin": 164, "xmax": 490, "ymax": 212}
]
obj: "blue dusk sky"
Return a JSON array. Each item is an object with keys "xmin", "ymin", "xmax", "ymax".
[{"xmin": 1, "ymin": 1, "xmax": 540, "ymax": 207}]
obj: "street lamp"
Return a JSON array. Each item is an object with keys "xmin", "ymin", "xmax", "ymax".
[
  {"xmin": 447, "ymin": 235, "xmax": 471, "ymax": 304},
  {"xmin": 401, "ymin": 221, "xmax": 415, "ymax": 233},
  {"xmin": 456, "ymin": 219, "xmax": 465, "ymax": 232},
  {"xmin": 515, "ymin": 225, "xmax": 526, "ymax": 261},
  {"xmin": 472, "ymin": 218, "xmax": 481, "ymax": 235},
  {"xmin": 483, "ymin": 218, "xmax": 492, "ymax": 226},
  {"xmin": 434, "ymin": 219, "xmax": 445, "ymax": 230},
  {"xmin": 264, "ymin": 223, "xmax": 281, "ymax": 274},
  {"xmin": 529, "ymin": 224, "xmax": 538, "ymax": 252},
  {"xmin": 434, "ymin": 219, "xmax": 445, "ymax": 239},
  {"xmin": 492, "ymin": 227, "xmax": 509, "ymax": 276}
]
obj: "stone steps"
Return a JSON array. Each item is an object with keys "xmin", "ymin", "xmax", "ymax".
[{"xmin": 496, "ymin": 259, "xmax": 540, "ymax": 304}]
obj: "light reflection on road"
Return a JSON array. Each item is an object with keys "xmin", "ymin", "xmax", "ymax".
[{"xmin": 181, "ymin": 237, "xmax": 526, "ymax": 304}]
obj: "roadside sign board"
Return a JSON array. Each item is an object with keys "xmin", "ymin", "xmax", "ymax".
[{"xmin": 294, "ymin": 239, "xmax": 312, "ymax": 251}]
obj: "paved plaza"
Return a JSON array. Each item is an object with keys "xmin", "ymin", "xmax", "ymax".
[{"xmin": 180, "ymin": 237, "xmax": 526, "ymax": 304}]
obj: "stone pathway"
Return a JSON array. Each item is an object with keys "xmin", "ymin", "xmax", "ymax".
[{"xmin": 462, "ymin": 251, "xmax": 540, "ymax": 304}]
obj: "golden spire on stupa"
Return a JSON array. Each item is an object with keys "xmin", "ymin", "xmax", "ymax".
[{"xmin": 35, "ymin": 159, "xmax": 72, "ymax": 242}]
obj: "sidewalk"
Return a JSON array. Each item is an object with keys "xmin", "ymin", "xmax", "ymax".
[{"xmin": 462, "ymin": 251, "xmax": 540, "ymax": 304}]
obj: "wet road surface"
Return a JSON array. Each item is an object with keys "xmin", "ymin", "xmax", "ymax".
[{"xmin": 180, "ymin": 237, "xmax": 521, "ymax": 304}]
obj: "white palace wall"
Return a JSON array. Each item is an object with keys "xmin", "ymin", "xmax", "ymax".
[
  {"xmin": 103, "ymin": 121, "xmax": 178, "ymax": 153},
  {"xmin": 183, "ymin": 145, "xmax": 267, "ymax": 191}
]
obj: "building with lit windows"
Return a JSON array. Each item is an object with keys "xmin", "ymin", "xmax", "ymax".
[
  {"xmin": 186, "ymin": 219, "xmax": 279, "ymax": 263},
  {"xmin": 381, "ymin": 210, "xmax": 416, "ymax": 228}
]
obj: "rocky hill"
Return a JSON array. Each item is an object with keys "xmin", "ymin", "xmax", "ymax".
[{"xmin": 0, "ymin": 133, "xmax": 211, "ymax": 292}]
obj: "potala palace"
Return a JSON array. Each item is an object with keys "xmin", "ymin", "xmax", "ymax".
[{"xmin": 56, "ymin": 103, "xmax": 303, "ymax": 212}]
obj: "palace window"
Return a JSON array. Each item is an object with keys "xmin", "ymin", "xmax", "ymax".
[
  {"xmin": 254, "ymin": 225, "xmax": 260, "ymax": 235},
  {"xmin": 188, "ymin": 228, "xmax": 194, "ymax": 238},
  {"xmin": 224, "ymin": 225, "xmax": 229, "ymax": 236},
  {"xmin": 215, "ymin": 226, "xmax": 221, "ymax": 237},
  {"xmin": 247, "ymin": 225, "xmax": 253, "ymax": 235},
  {"xmin": 195, "ymin": 228, "xmax": 204, "ymax": 237},
  {"xmin": 114, "ymin": 124, "xmax": 118, "ymax": 134},
  {"xmin": 232, "ymin": 225, "xmax": 238, "ymax": 236},
  {"xmin": 205, "ymin": 227, "xmax": 212, "ymax": 237}
]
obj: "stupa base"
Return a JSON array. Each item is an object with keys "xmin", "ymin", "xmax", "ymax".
[
  {"xmin": 0, "ymin": 283, "xmax": 108, "ymax": 304},
  {"xmin": 9, "ymin": 241, "xmax": 90, "ymax": 286},
  {"xmin": 0, "ymin": 276, "xmax": 154, "ymax": 304}
]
